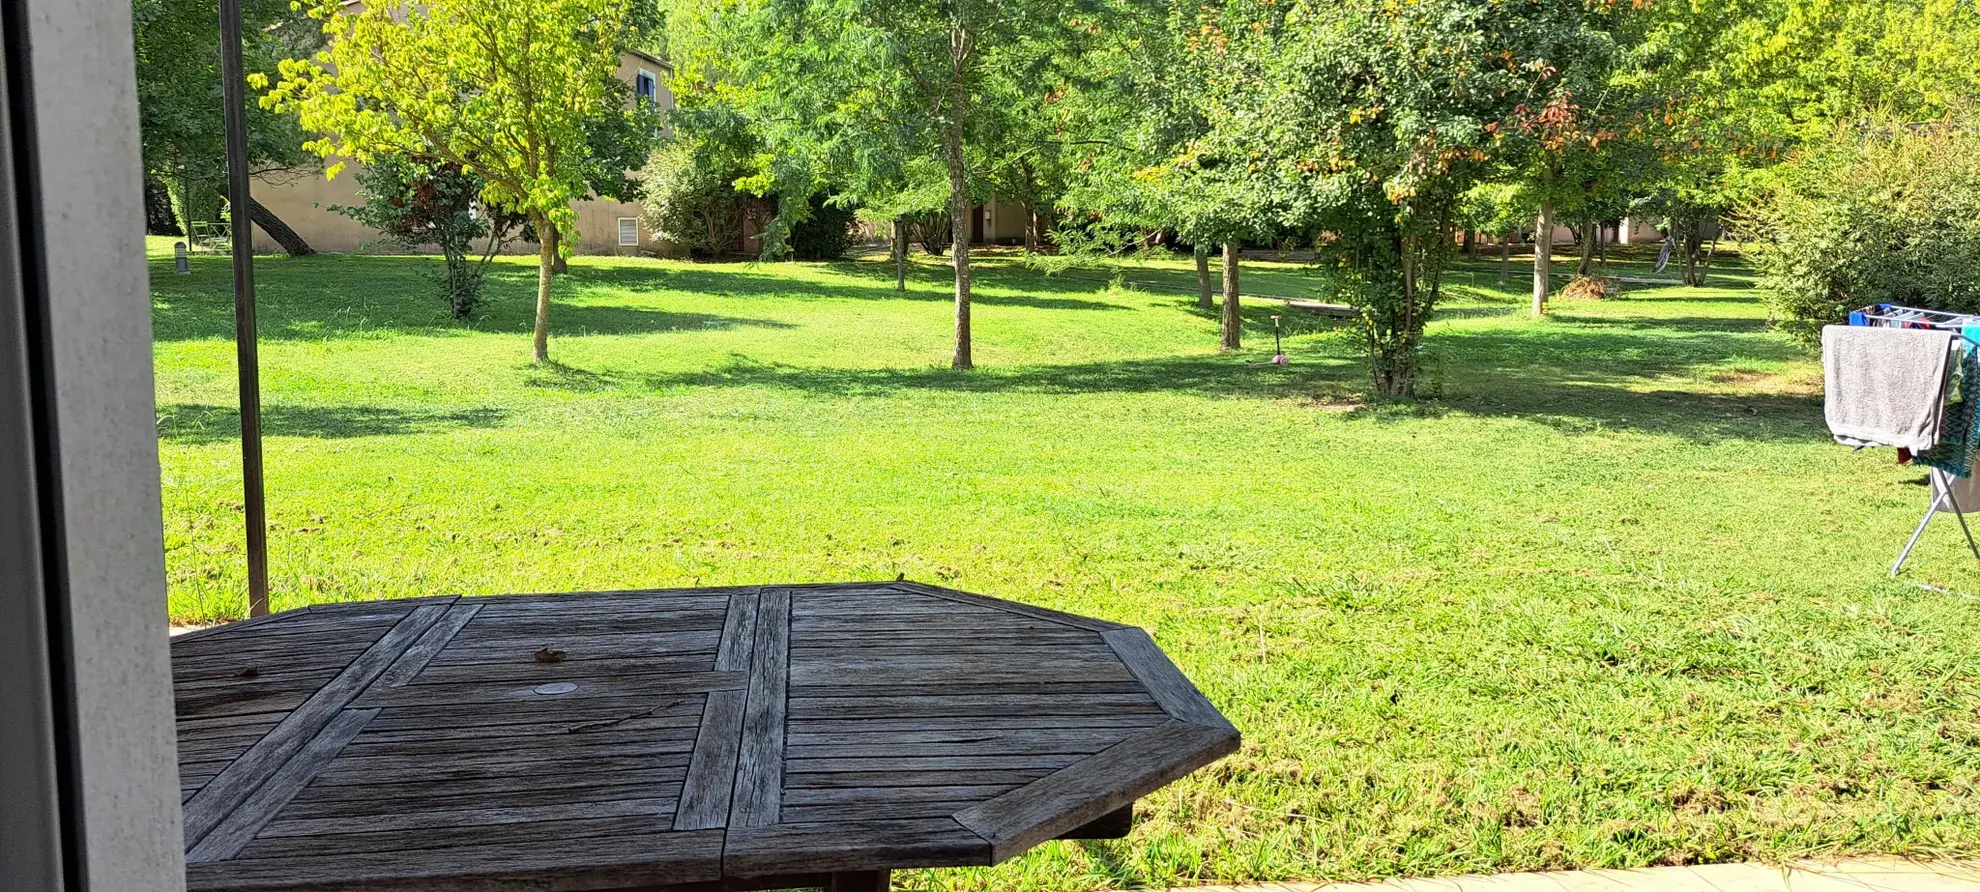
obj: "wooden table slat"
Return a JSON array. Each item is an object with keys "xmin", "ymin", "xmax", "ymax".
[
  {"xmin": 353, "ymin": 671, "xmax": 745, "ymax": 708},
  {"xmin": 675, "ymin": 590, "xmax": 760, "ymax": 830},
  {"xmin": 409, "ymin": 653, "xmax": 717, "ymax": 684},
  {"xmin": 374, "ymin": 602, "xmax": 481, "ymax": 688},
  {"xmin": 258, "ymin": 796, "xmax": 678, "ymax": 840},
  {"xmin": 282, "ymin": 781, "xmax": 676, "ymax": 820},
  {"xmin": 288, "ymin": 766, "xmax": 689, "ymax": 804},
  {"xmin": 358, "ymin": 693, "xmax": 705, "ymax": 731},
  {"xmin": 783, "ymin": 768, "xmax": 1060, "ymax": 790},
  {"xmin": 180, "ymin": 600, "xmax": 452, "ymax": 850},
  {"xmin": 308, "ymin": 752, "xmax": 692, "ymax": 788},
  {"xmin": 1103, "ymin": 627, "xmax": 1237, "ymax": 730},
  {"xmin": 729, "ymin": 588, "xmax": 791, "ymax": 828},
  {"xmin": 954, "ymin": 720, "xmax": 1240, "ymax": 862},
  {"xmin": 186, "ymin": 708, "xmax": 379, "ymax": 863}
]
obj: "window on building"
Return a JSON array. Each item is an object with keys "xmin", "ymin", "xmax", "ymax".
[
  {"xmin": 635, "ymin": 70, "xmax": 657, "ymax": 105},
  {"xmin": 618, "ymin": 217, "xmax": 639, "ymax": 247}
]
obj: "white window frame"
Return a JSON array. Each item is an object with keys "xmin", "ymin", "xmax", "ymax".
[
  {"xmin": 618, "ymin": 217, "xmax": 640, "ymax": 247},
  {"xmin": 635, "ymin": 68, "xmax": 658, "ymax": 105}
]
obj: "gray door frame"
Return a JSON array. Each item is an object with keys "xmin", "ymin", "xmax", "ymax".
[{"xmin": 0, "ymin": 0, "xmax": 185, "ymax": 889}]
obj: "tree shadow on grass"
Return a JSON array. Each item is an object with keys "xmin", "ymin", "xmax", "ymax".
[
  {"xmin": 559, "ymin": 262, "xmax": 1131, "ymax": 313},
  {"xmin": 1426, "ymin": 375, "xmax": 1824, "ymax": 442},
  {"xmin": 151, "ymin": 255, "xmax": 802, "ymax": 343},
  {"xmin": 1435, "ymin": 324, "xmax": 1804, "ymax": 371},
  {"xmin": 614, "ymin": 312, "xmax": 1822, "ymax": 442},
  {"xmin": 1547, "ymin": 313, "xmax": 1773, "ymax": 335},
  {"xmin": 157, "ymin": 403, "xmax": 507, "ymax": 445}
]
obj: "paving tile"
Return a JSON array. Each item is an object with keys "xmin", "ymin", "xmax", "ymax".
[{"xmin": 1165, "ymin": 861, "xmax": 1980, "ymax": 892}]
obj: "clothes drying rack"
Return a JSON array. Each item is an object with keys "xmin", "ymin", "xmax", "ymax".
[{"xmin": 1848, "ymin": 304, "xmax": 1980, "ymax": 574}]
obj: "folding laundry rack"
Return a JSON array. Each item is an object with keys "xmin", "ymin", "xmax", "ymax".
[{"xmin": 1849, "ymin": 304, "xmax": 1980, "ymax": 574}]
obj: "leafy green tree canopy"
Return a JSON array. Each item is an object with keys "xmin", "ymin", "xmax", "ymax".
[{"xmin": 265, "ymin": 0, "xmax": 653, "ymax": 362}]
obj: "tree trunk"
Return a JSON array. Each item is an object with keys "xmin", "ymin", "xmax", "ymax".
[
  {"xmin": 1221, "ymin": 241, "xmax": 1241, "ymax": 351},
  {"xmin": 1598, "ymin": 223, "xmax": 1609, "ymax": 275},
  {"xmin": 1022, "ymin": 201, "xmax": 1039, "ymax": 253},
  {"xmin": 1532, "ymin": 203, "xmax": 1554, "ymax": 316},
  {"xmin": 942, "ymin": 102, "xmax": 972, "ymax": 371},
  {"xmin": 236, "ymin": 196, "xmax": 313, "ymax": 256},
  {"xmin": 1499, "ymin": 232, "xmax": 1511, "ymax": 284},
  {"xmin": 1576, "ymin": 216, "xmax": 1595, "ymax": 276},
  {"xmin": 533, "ymin": 217, "xmax": 555, "ymax": 363},
  {"xmin": 550, "ymin": 225, "xmax": 569, "ymax": 274},
  {"xmin": 1698, "ymin": 233, "xmax": 1718, "ymax": 286},
  {"xmin": 1194, "ymin": 244, "xmax": 1213, "ymax": 309},
  {"xmin": 1463, "ymin": 228, "xmax": 1476, "ymax": 259},
  {"xmin": 893, "ymin": 218, "xmax": 907, "ymax": 292},
  {"xmin": 1380, "ymin": 233, "xmax": 1419, "ymax": 397}
]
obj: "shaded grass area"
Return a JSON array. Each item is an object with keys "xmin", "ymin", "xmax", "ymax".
[{"xmin": 149, "ymin": 236, "xmax": 1980, "ymax": 889}]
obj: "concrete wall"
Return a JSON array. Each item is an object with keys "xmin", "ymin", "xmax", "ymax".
[
  {"xmin": 249, "ymin": 48, "xmax": 677, "ymax": 257},
  {"xmin": 2, "ymin": 1, "xmax": 185, "ymax": 890},
  {"xmin": 984, "ymin": 197, "xmax": 1029, "ymax": 244}
]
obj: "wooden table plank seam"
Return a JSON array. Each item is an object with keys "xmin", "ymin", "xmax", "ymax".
[
  {"xmin": 675, "ymin": 588, "xmax": 761, "ymax": 831},
  {"xmin": 887, "ymin": 581, "xmax": 1129, "ymax": 633},
  {"xmin": 373, "ymin": 602, "xmax": 482, "ymax": 688},
  {"xmin": 185, "ymin": 707, "xmax": 381, "ymax": 863},
  {"xmin": 180, "ymin": 600, "xmax": 454, "ymax": 852}
]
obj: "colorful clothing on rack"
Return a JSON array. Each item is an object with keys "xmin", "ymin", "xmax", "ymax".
[{"xmin": 1919, "ymin": 346, "xmax": 1980, "ymax": 478}]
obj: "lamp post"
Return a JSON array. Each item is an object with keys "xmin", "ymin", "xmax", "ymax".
[{"xmin": 219, "ymin": 0, "xmax": 269, "ymax": 617}]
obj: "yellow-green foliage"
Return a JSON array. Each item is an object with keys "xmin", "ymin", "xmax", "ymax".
[
  {"xmin": 261, "ymin": 0, "xmax": 633, "ymax": 243},
  {"xmin": 1748, "ymin": 117, "xmax": 1980, "ymax": 341}
]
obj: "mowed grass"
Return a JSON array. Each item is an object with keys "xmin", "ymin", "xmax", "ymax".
[{"xmin": 149, "ymin": 236, "xmax": 1980, "ymax": 889}]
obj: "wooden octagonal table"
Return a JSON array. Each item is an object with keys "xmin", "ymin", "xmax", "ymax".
[{"xmin": 174, "ymin": 581, "xmax": 1239, "ymax": 891}]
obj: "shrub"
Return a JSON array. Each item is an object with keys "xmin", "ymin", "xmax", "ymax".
[
  {"xmin": 902, "ymin": 211, "xmax": 952, "ymax": 257},
  {"xmin": 1747, "ymin": 118, "xmax": 1980, "ymax": 343},
  {"xmin": 338, "ymin": 156, "xmax": 520, "ymax": 320},
  {"xmin": 642, "ymin": 141, "xmax": 765, "ymax": 259},
  {"xmin": 788, "ymin": 194, "xmax": 859, "ymax": 261}
]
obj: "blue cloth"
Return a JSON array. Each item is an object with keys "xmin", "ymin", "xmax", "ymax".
[{"xmin": 1920, "ymin": 346, "xmax": 1980, "ymax": 478}]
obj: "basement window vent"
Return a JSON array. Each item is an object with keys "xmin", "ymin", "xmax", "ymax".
[{"xmin": 618, "ymin": 217, "xmax": 639, "ymax": 247}]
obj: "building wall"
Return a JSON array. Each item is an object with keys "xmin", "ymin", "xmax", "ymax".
[{"xmin": 248, "ymin": 48, "xmax": 677, "ymax": 257}]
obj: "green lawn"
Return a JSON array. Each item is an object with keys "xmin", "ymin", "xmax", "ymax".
[{"xmin": 149, "ymin": 237, "xmax": 1980, "ymax": 890}]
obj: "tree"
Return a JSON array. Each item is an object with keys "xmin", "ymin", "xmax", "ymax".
[
  {"xmin": 1459, "ymin": 182, "xmax": 1533, "ymax": 284},
  {"xmin": 853, "ymin": 161, "xmax": 952, "ymax": 290},
  {"xmin": 1188, "ymin": 0, "xmax": 1632, "ymax": 395},
  {"xmin": 1613, "ymin": 0, "xmax": 1980, "ymax": 293},
  {"xmin": 133, "ymin": 0, "xmax": 320, "ymax": 255},
  {"xmin": 1483, "ymin": 9, "xmax": 1647, "ymax": 315},
  {"xmin": 1058, "ymin": 0, "xmax": 1274, "ymax": 350},
  {"xmin": 338, "ymin": 156, "xmax": 523, "ymax": 319},
  {"xmin": 662, "ymin": 0, "xmax": 1112, "ymax": 371},
  {"xmin": 265, "ymin": 0, "xmax": 647, "ymax": 363}
]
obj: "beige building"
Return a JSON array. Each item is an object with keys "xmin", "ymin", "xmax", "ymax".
[{"xmin": 248, "ymin": 46, "xmax": 677, "ymax": 257}]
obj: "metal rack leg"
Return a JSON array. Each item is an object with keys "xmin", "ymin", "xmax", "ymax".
[
  {"xmin": 1892, "ymin": 469, "xmax": 1980, "ymax": 576},
  {"xmin": 1944, "ymin": 472, "xmax": 1980, "ymax": 561},
  {"xmin": 1894, "ymin": 472, "xmax": 1948, "ymax": 576}
]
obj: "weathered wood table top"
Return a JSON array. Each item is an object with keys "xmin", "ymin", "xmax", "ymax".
[{"xmin": 174, "ymin": 581, "xmax": 1239, "ymax": 892}]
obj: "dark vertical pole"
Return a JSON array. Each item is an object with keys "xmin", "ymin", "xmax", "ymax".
[{"xmin": 218, "ymin": 0, "xmax": 268, "ymax": 617}]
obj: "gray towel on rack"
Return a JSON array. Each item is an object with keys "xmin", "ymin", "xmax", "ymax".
[{"xmin": 1824, "ymin": 325, "xmax": 1957, "ymax": 450}]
